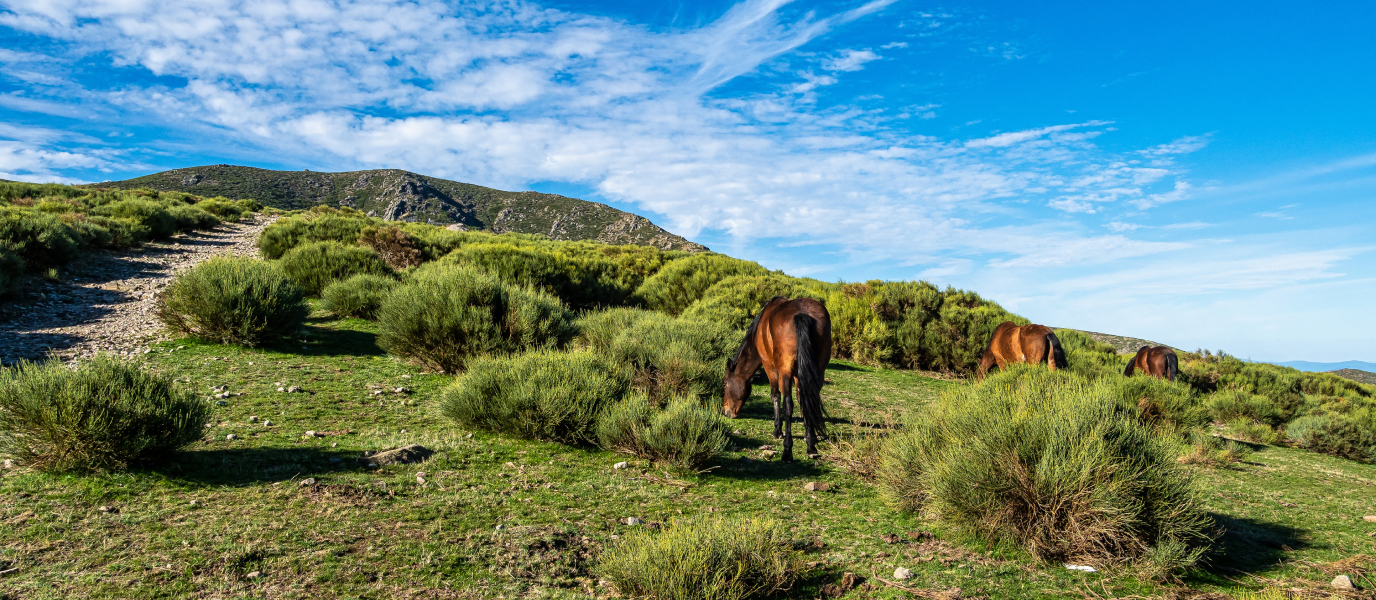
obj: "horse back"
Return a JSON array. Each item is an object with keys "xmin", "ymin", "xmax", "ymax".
[{"xmin": 755, "ymin": 297, "xmax": 831, "ymax": 376}]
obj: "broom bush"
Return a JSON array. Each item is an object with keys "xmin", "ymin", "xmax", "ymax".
[{"xmin": 156, "ymin": 257, "xmax": 307, "ymax": 347}]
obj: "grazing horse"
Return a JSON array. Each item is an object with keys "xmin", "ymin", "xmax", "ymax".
[
  {"xmin": 1124, "ymin": 346, "xmax": 1179, "ymax": 382},
  {"xmin": 976, "ymin": 321, "xmax": 1069, "ymax": 379},
  {"xmin": 723, "ymin": 297, "xmax": 832, "ymax": 462}
]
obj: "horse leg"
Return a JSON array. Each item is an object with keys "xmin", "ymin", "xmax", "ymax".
[
  {"xmin": 802, "ymin": 375, "xmax": 818, "ymax": 457},
  {"xmin": 781, "ymin": 376, "xmax": 795, "ymax": 462},
  {"xmin": 770, "ymin": 383, "xmax": 783, "ymax": 439}
]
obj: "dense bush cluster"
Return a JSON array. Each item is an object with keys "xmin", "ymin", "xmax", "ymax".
[
  {"xmin": 156, "ymin": 257, "xmax": 308, "ymax": 347},
  {"xmin": 0, "ymin": 357, "xmax": 211, "ymax": 472},
  {"xmin": 598, "ymin": 516, "xmax": 801, "ymax": 600},
  {"xmin": 321, "ymin": 274, "xmax": 400, "ymax": 320},
  {"xmin": 880, "ymin": 366, "xmax": 1211, "ymax": 575},
  {"xmin": 278, "ymin": 241, "xmax": 393, "ymax": 296},
  {"xmin": 0, "ymin": 182, "xmax": 257, "ymax": 296}
]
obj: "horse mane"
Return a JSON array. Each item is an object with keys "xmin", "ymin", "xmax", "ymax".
[{"xmin": 729, "ymin": 296, "xmax": 786, "ymax": 369}]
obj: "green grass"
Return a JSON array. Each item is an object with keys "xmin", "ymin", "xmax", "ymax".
[{"xmin": 1, "ymin": 306, "xmax": 1374, "ymax": 598}]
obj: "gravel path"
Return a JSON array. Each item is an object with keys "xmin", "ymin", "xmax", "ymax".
[{"xmin": 0, "ymin": 215, "xmax": 274, "ymax": 366}]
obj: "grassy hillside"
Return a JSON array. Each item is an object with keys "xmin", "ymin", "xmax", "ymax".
[
  {"xmin": 93, "ymin": 166, "xmax": 706, "ymax": 252},
  {"xmin": 1332, "ymin": 368, "xmax": 1376, "ymax": 386},
  {"xmin": 2, "ymin": 309, "xmax": 1373, "ymax": 599}
]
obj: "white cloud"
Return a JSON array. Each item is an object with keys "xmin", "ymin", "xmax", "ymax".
[
  {"xmin": 964, "ymin": 121, "xmax": 1110, "ymax": 148},
  {"xmin": 1105, "ymin": 221, "xmax": 1140, "ymax": 232},
  {"xmin": 1140, "ymin": 135, "xmax": 1210, "ymax": 156},
  {"xmin": 823, "ymin": 49, "xmax": 880, "ymax": 72}
]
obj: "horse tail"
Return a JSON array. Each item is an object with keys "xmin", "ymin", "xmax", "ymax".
[
  {"xmin": 1124, "ymin": 346, "xmax": 1146, "ymax": 377},
  {"xmin": 1045, "ymin": 331, "xmax": 1069, "ymax": 370},
  {"xmin": 794, "ymin": 313, "xmax": 828, "ymax": 439},
  {"xmin": 1165, "ymin": 350, "xmax": 1179, "ymax": 383}
]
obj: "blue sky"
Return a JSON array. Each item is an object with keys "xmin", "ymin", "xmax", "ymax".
[{"xmin": 2, "ymin": 0, "xmax": 1374, "ymax": 361}]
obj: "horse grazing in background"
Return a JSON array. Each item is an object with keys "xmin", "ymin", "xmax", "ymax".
[
  {"xmin": 976, "ymin": 321, "xmax": 1069, "ymax": 379},
  {"xmin": 1124, "ymin": 346, "xmax": 1179, "ymax": 382},
  {"xmin": 723, "ymin": 297, "xmax": 832, "ymax": 462}
]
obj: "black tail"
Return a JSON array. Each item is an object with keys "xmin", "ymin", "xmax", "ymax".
[
  {"xmin": 794, "ymin": 313, "xmax": 828, "ymax": 439},
  {"xmin": 1045, "ymin": 332, "xmax": 1069, "ymax": 370},
  {"xmin": 1124, "ymin": 346, "xmax": 1145, "ymax": 377},
  {"xmin": 1166, "ymin": 351, "xmax": 1179, "ymax": 383}
]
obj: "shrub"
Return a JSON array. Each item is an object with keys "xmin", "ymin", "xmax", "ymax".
[
  {"xmin": 0, "ymin": 207, "xmax": 81, "ymax": 270},
  {"xmin": 95, "ymin": 199, "xmax": 176, "ymax": 239},
  {"xmin": 596, "ymin": 393, "xmax": 730, "ymax": 469},
  {"xmin": 440, "ymin": 242, "xmax": 636, "ymax": 308},
  {"xmin": 156, "ymin": 257, "xmax": 307, "ymax": 346},
  {"xmin": 86, "ymin": 216, "xmax": 149, "ymax": 248},
  {"xmin": 377, "ymin": 266, "xmax": 576, "ymax": 373},
  {"xmin": 635, "ymin": 253, "xmax": 769, "ymax": 315},
  {"xmin": 879, "ymin": 366, "xmax": 1210, "ymax": 571},
  {"xmin": 819, "ymin": 424, "xmax": 890, "ymax": 482},
  {"xmin": 257, "ymin": 214, "xmax": 374, "ymax": 259},
  {"xmin": 681, "ymin": 275, "xmax": 814, "ymax": 331},
  {"xmin": 321, "ymin": 274, "xmax": 400, "ymax": 320},
  {"xmin": 0, "ymin": 250, "xmax": 24, "ymax": 297},
  {"xmin": 603, "ymin": 312, "xmax": 738, "ymax": 403},
  {"xmin": 1205, "ymin": 390, "xmax": 1284, "ymax": 427},
  {"xmin": 359, "ymin": 225, "xmax": 424, "ymax": 269},
  {"xmin": 598, "ymin": 516, "xmax": 801, "ymax": 600},
  {"xmin": 194, "ymin": 199, "xmax": 245, "ymax": 221},
  {"xmin": 166, "ymin": 204, "xmax": 220, "ymax": 232},
  {"xmin": 1177, "ymin": 430, "xmax": 1253, "ymax": 468},
  {"xmin": 0, "ymin": 357, "xmax": 211, "ymax": 471},
  {"xmin": 235, "ymin": 198, "xmax": 264, "ymax": 212},
  {"xmin": 1285, "ymin": 413, "xmax": 1375, "ymax": 461},
  {"xmin": 1115, "ymin": 376, "xmax": 1206, "ymax": 430},
  {"xmin": 278, "ymin": 241, "xmax": 393, "ymax": 296},
  {"xmin": 575, "ymin": 307, "xmax": 656, "ymax": 354},
  {"xmin": 440, "ymin": 350, "xmax": 626, "ymax": 445}
]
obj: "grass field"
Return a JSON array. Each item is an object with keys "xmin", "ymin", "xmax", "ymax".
[{"xmin": 2, "ymin": 303, "xmax": 1374, "ymax": 599}]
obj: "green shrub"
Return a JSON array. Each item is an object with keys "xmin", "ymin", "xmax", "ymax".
[
  {"xmin": 575, "ymin": 307, "xmax": 656, "ymax": 354},
  {"xmin": 1286, "ymin": 413, "xmax": 1376, "ymax": 462},
  {"xmin": 1115, "ymin": 375, "xmax": 1206, "ymax": 430},
  {"xmin": 156, "ymin": 257, "xmax": 307, "ymax": 347},
  {"xmin": 681, "ymin": 275, "xmax": 814, "ymax": 330},
  {"xmin": 166, "ymin": 204, "xmax": 220, "ymax": 232},
  {"xmin": 596, "ymin": 393, "xmax": 730, "ymax": 469},
  {"xmin": 257, "ymin": 214, "xmax": 375, "ymax": 259},
  {"xmin": 86, "ymin": 216, "xmax": 149, "ymax": 248},
  {"xmin": 1224, "ymin": 417, "xmax": 1279, "ymax": 445},
  {"xmin": 603, "ymin": 312, "xmax": 738, "ymax": 403},
  {"xmin": 1205, "ymin": 390, "xmax": 1284, "ymax": 427},
  {"xmin": 0, "ymin": 357, "xmax": 211, "ymax": 472},
  {"xmin": 635, "ymin": 253, "xmax": 769, "ymax": 315},
  {"xmin": 321, "ymin": 274, "xmax": 400, "ymax": 320},
  {"xmin": 0, "ymin": 250, "xmax": 24, "ymax": 297},
  {"xmin": 194, "ymin": 199, "xmax": 245, "ymax": 221},
  {"xmin": 440, "ymin": 242, "xmax": 636, "ymax": 308},
  {"xmin": 1177, "ymin": 430, "xmax": 1253, "ymax": 468},
  {"xmin": 0, "ymin": 207, "xmax": 81, "ymax": 270},
  {"xmin": 95, "ymin": 199, "xmax": 176, "ymax": 239},
  {"xmin": 235, "ymin": 198, "xmax": 264, "ymax": 212},
  {"xmin": 377, "ymin": 266, "xmax": 576, "ymax": 373},
  {"xmin": 278, "ymin": 241, "xmax": 393, "ymax": 296},
  {"xmin": 598, "ymin": 516, "xmax": 801, "ymax": 600},
  {"xmin": 1054, "ymin": 329, "xmax": 1127, "ymax": 379},
  {"xmin": 879, "ymin": 365, "xmax": 1210, "ymax": 571},
  {"xmin": 440, "ymin": 350, "xmax": 626, "ymax": 445}
]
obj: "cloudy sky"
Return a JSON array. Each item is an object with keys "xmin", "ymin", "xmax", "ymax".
[{"xmin": 2, "ymin": 0, "xmax": 1374, "ymax": 361}]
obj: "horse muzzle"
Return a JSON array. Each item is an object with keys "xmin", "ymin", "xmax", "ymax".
[{"xmin": 723, "ymin": 409, "xmax": 737, "ymax": 419}]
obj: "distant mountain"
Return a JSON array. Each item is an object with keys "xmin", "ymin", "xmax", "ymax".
[
  {"xmin": 94, "ymin": 165, "xmax": 707, "ymax": 252},
  {"xmin": 1262, "ymin": 360, "xmax": 1376, "ymax": 373},
  {"xmin": 1055, "ymin": 329, "xmax": 1173, "ymax": 354},
  {"xmin": 1329, "ymin": 369, "xmax": 1376, "ymax": 386}
]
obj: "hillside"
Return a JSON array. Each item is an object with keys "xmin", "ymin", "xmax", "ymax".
[
  {"xmin": 1058, "ymin": 328, "xmax": 1172, "ymax": 354},
  {"xmin": 1331, "ymin": 368, "xmax": 1376, "ymax": 386},
  {"xmin": 94, "ymin": 165, "xmax": 707, "ymax": 252}
]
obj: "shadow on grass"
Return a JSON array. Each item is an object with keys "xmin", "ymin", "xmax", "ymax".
[
  {"xmin": 826, "ymin": 362, "xmax": 866, "ymax": 372},
  {"xmin": 1186, "ymin": 513, "xmax": 1309, "ymax": 584},
  {"xmin": 148, "ymin": 447, "xmax": 376, "ymax": 487}
]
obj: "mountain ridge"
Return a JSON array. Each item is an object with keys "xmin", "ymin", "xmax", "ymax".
[{"xmin": 93, "ymin": 165, "xmax": 707, "ymax": 252}]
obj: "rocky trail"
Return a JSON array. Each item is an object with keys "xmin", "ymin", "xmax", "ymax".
[{"xmin": 0, "ymin": 215, "xmax": 273, "ymax": 366}]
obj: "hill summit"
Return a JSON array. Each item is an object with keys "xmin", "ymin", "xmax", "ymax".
[{"xmin": 96, "ymin": 165, "xmax": 706, "ymax": 252}]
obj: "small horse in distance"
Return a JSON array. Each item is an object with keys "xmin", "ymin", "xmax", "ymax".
[
  {"xmin": 1124, "ymin": 346, "xmax": 1179, "ymax": 382},
  {"xmin": 977, "ymin": 321, "xmax": 1069, "ymax": 379},
  {"xmin": 723, "ymin": 297, "xmax": 832, "ymax": 462}
]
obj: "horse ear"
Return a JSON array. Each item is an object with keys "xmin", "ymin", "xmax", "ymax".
[{"xmin": 726, "ymin": 358, "xmax": 737, "ymax": 373}]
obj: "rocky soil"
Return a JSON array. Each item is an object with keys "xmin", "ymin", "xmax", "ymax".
[{"xmin": 0, "ymin": 215, "xmax": 274, "ymax": 366}]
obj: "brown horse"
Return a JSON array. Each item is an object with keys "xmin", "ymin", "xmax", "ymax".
[
  {"xmin": 1124, "ymin": 346, "xmax": 1179, "ymax": 382},
  {"xmin": 723, "ymin": 297, "xmax": 832, "ymax": 462},
  {"xmin": 976, "ymin": 321, "xmax": 1069, "ymax": 379}
]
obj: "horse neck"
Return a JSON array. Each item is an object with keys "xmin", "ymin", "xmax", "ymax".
[{"xmin": 729, "ymin": 336, "xmax": 763, "ymax": 382}]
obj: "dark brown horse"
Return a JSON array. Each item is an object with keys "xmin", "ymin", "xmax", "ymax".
[
  {"xmin": 1124, "ymin": 346, "xmax": 1179, "ymax": 382},
  {"xmin": 976, "ymin": 321, "xmax": 1069, "ymax": 379},
  {"xmin": 723, "ymin": 297, "xmax": 832, "ymax": 462}
]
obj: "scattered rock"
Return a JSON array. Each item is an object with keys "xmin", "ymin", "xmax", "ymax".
[
  {"xmin": 1, "ymin": 459, "xmax": 14, "ymax": 469},
  {"xmin": 893, "ymin": 567, "xmax": 913, "ymax": 580},
  {"xmin": 394, "ymin": 387, "xmax": 411, "ymax": 394},
  {"xmin": 495, "ymin": 524, "xmax": 504, "ymax": 531},
  {"xmin": 416, "ymin": 476, "xmax": 427, "ymax": 484},
  {"xmin": 613, "ymin": 461, "xmax": 629, "ymax": 470},
  {"xmin": 304, "ymin": 431, "xmax": 318, "ymax": 437},
  {"xmin": 732, "ymin": 429, "xmax": 744, "ymax": 435},
  {"xmin": 761, "ymin": 450, "xmax": 778, "ymax": 459},
  {"xmin": 1065, "ymin": 564, "xmax": 1097, "ymax": 572},
  {"xmin": 262, "ymin": 420, "xmax": 272, "ymax": 426},
  {"xmin": 465, "ymin": 433, "xmax": 474, "ymax": 439},
  {"xmin": 286, "ymin": 386, "xmax": 303, "ymax": 393},
  {"xmin": 622, "ymin": 517, "xmax": 643, "ymax": 526},
  {"xmin": 299, "ymin": 478, "xmax": 316, "ymax": 487},
  {"xmin": 360, "ymin": 444, "xmax": 435, "ymax": 467},
  {"xmin": 246, "ymin": 570, "xmax": 261, "ymax": 579},
  {"xmin": 758, "ymin": 445, "xmax": 773, "ymax": 450},
  {"xmin": 248, "ymin": 415, "xmax": 258, "ymax": 422},
  {"xmin": 1364, "ymin": 515, "xmax": 1376, "ymax": 523},
  {"xmin": 98, "ymin": 505, "xmax": 116, "ymax": 513},
  {"xmin": 803, "ymin": 481, "xmax": 830, "ymax": 492},
  {"xmin": 189, "ymin": 500, "xmax": 199, "ymax": 507},
  {"xmin": 1332, "ymin": 575, "xmax": 1355, "ymax": 590},
  {"xmin": 504, "ymin": 461, "xmax": 517, "ymax": 468},
  {"xmin": 225, "ymin": 434, "xmax": 237, "ymax": 441},
  {"xmin": 215, "ymin": 400, "xmax": 228, "ymax": 406}
]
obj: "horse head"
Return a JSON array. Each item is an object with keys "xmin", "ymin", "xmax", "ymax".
[{"xmin": 722, "ymin": 358, "xmax": 750, "ymax": 419}]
